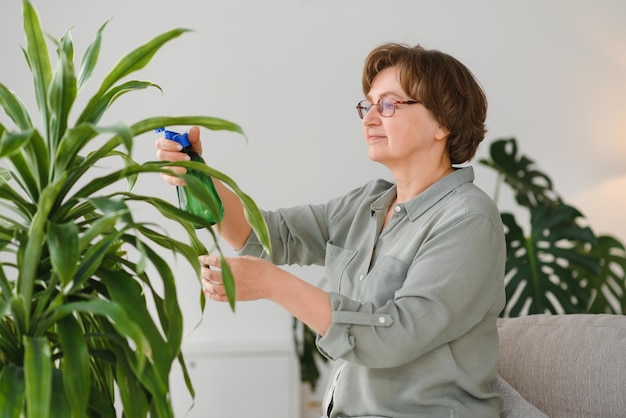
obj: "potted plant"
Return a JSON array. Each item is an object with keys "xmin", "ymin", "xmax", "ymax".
[
  {"xmin": 0, "ymin": 1, "xmax": 269, "ymax": 417},
  {"xmin": 479, "ymin": 138, "xmax": 626, "ymax": 316}
]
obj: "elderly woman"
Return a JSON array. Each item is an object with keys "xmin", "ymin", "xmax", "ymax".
[{"xmin": 157, "ymin": 43, "xmax": 506, "ymax": 418}]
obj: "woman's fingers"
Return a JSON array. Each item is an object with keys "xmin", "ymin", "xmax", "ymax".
[
  {"xmin": 159, "ymin": 169, "xmax": 187, "ymax": 186},
  {"xmin": 200, "ymin": 255, "xmax": 227, "ymax": 300},
  {"xmin": 156, "ymin": 136, "xmax": 191, "ymax": 186}
]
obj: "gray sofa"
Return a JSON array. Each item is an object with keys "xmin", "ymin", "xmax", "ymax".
[{"xmin": 496, "ymin": 314, "xmax": 626, "ymax": 418}]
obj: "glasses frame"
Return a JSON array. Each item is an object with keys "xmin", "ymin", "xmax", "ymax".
[{"xmin": 356, "ymin": 97, "xmax": 422, "ymax": 119}]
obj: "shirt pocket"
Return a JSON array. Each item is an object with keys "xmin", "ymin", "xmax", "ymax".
[
  {"xmin": 325, "ymin": 241, "xmax": 358, "ymax": 294},
  {"xmin": 361, "ymin": 255, "xmax": 409, "ymax": 306}
]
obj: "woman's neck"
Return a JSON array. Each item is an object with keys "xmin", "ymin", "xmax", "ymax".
[{"xmin": 393, "ymin": 164, "xmax": 454, "ymax": 203}]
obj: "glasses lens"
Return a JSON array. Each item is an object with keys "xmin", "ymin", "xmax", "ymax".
[
  {"xmin": 357, "ymin": 100, "xmax": 371, "ymax": 119},
  {"xmin": 379, "ymin": 97, "xmax": 395, "ymax": 117}
]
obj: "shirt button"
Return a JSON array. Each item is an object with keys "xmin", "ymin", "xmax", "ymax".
[
  {"xmin": 394, "ymin": 205, "xmax": 401, "ymax": 213},
  {"xmin": 378, "ymin": 317, "xmax": 386, "ymax": 324},
  {"xmin": 359, "ymin": 274, "xmax": 365, "ymax": 281}
]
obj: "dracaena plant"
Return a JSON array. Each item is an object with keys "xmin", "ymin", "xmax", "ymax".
[
  {"xmin": 480, "ymin": 138, "xmax": 626, "ymax": 317},
  {"xmin": 0, "ymin": 1, "xmax": 270, "ymax": 417}
]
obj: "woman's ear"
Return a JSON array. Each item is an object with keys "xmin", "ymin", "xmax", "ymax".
[{"xmin": 435, "ymin": 125, "xmax": 450, "ymax": 141}]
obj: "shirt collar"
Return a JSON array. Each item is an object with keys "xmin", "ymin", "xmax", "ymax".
[{"xmin": 370, "ymin": 166, "xmax": 475, "ymax": 221}]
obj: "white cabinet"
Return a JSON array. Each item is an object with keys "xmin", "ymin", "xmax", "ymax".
[{"xmin": 170, "ymin": 344, "xmax": 300, "ymax": 418}]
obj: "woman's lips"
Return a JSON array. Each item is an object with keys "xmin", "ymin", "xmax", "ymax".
[{"xmin": 366, "ymin": 134, "xmax": 386, "ymax": 142}]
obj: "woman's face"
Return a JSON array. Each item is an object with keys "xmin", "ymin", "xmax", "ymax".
[{"xmin": 361, "ymin": 66, "xmax": 448, "ymax": 169}]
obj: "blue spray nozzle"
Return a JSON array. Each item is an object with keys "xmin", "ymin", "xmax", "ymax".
[{"xmin": 155, "ymin": 127, "xmax": 190, "ymax": 148}]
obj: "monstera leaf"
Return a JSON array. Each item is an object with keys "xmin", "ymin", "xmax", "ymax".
[
  {"xmin": 501, "ymin": 204, "xmax": 598, "ymax": 316},
  {"xmin": 581, "ymin": 236, "xmax": 626, "ymax": 314},
  {"xmin": 481, "ymin": 138, "xmax": 626, "ymax": 317},
  {"xmin": 480, "ymin": 138, "xmax": 559, "ymax": 208}
]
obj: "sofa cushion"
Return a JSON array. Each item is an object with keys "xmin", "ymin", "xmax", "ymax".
[
  {"xmin": 491, "ymin": 374, "xmax": 548, "ymax": 418},
  {"xmin": 497, "ymin": 314, "xmax": 626, "ymax": 418}
]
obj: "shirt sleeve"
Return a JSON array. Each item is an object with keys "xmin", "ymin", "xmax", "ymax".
[
  {"xmin": 316, "ymin": 213, "xmax": 506, "ymax": 368},
  {"xmin": 237, "ymin": 204, "xmax": 329, "ymax": 266}
]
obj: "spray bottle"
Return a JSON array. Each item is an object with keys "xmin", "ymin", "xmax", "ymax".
[{"xmin": 156, "ymin": 128, "xmax": 224, "ymax": 227}]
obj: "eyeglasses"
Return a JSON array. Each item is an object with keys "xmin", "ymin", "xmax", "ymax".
[{"xmin": 356, "ymin": 97, "xmax": 422, "ymax": 119}]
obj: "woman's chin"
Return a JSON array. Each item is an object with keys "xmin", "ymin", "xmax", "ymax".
[{"xmin": 367, "ymin": 148, "xmax": 387, "ymax": 164}]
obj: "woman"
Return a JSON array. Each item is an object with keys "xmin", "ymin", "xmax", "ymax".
[{"xmin": 156, "ymin": 43, "xmax": 505, "ymax": 418}]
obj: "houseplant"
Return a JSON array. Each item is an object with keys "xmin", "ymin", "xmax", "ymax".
[
  {"xmin": 479, "ymin": 138, "xmax": 626, "ymax": 316},
  {"xmin": 0, "ymin": 1, "xmax": 270, "ymax": 417}
]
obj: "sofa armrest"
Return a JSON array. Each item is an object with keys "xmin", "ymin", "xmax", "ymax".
[{"xmin": 497, "ymin": 314, "xmax": 626, "ymax": 418}]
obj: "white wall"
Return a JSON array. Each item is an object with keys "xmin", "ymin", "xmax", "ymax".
[{"xmin": 1, "ymin": 0, "xmax": 625, "ymax": 414}]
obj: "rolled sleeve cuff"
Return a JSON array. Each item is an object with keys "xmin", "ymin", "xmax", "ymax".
[
  {"xmin": 316, "ymin": 292, "xmax": 393, "ymax": 360},
  {"xmin": 236, "ymin": 230, "xmax": 268, "ymax": 259}
]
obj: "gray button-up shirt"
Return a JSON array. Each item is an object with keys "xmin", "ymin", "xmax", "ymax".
[{"xmin": 239, "ymin": 167, "xmax": 505, "ymax": 418}]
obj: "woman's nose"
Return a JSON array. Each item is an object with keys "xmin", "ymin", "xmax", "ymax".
[{"xmin": 362, "ymin": 104, "xmax": 381, "ymax": 125}]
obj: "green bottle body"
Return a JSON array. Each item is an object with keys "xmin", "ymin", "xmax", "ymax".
[
  {"xmin": 156, "ymin": 128, "xmax": 224, "ymax": 229},
  {"xmin": 177, "ymin": 147, "xmax": 224, "ymax": 228}
]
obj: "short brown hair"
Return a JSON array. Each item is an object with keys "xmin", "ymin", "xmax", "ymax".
[{"xmin": 362, "ymin": 43, "xmax": 487, "ymax": 164}]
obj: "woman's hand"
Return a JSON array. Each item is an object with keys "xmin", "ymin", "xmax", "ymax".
[
  {"xmin": 155, "ymin": 125, "xmax": 203, "ymax": 186},
  {"xmin": 199, "ymin": 254, "xmax": 276, "ymax": 302},
  {"xmin": 198, "ymin": 254, "xmax": 332, "ymax": 335}
]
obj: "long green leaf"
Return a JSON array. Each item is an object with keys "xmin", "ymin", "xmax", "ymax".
[
  {"xmin": 77, "ymin": 28, "xmax": 190, "ymax": 124},
  {"xmin": 22, "ymin": 0, "xmax": 52, "ymax": 133},
  {"xmin": 175, "ymin": 160, "xmax": 271, "ymax": 255},
  {"xmin": 78, "ymin": 20, "xmax": 109, "ymax": 90},
  {"xmin": 48, "ymin": 42, "xmax": 77, "ymax": 156},
  {"xmin": 0, "ymin": 129, "xmax": 32, "ymax": 159},
  {"xmin": 23, "ymin": 128, "xmax": 49, "ymax": 195},
  {"xmin": 134, "ymin": 222, "xmax": 205, "ymax": 265},
  {"xmin": 52, "ymin": 123, "xmax": 97, "ymax": 175},
  {"xmin": 48, "ymin": 221, "xmax": 79, "ymax": 288},
  {"xmin": 71, "ymin": 158, "xmax": 271, "ymax": 258},
  {"xmin": 0, "ymin": 265, "xmax": 12, "ymax": 304},
  {"xmin": 87, "ymin": 385, "xmax": 116, "ymax": 418},
  {"xmin": 176, "ymin": 351, "xmax": 196, "ymax": 406},
  {"xmin": 113, "ymin": 347, "xmax": 150, "ymax": 417},
  {"xmin": 76, "ymin": 80, "xmax": 161, "ymax": 128},
  {"xmin": 52, "ymin": 28, "xmax": 74, "ymax": 63},
  {"xmin": 0, "ymin": 178, "xmax": 37, "ymax": 224},
  {"xmin": 59, "ymin": 116, "xmax": 245, "ymax": 209},
  {"xmin": 24, "ymin": 336, "xmax": 52, "ymax": 418},
  {"xmin": 71, "ymin": 229, "xmax": 125, "ymax": 292},
  {"xmin": 131, "ymin": 115, "xmax": 245, "ymax": 138},
  {"xmin": 220, "ymin": 256, "xmax": 237, "ymax": 311},
  {"xmin": 54, "ymin": 123, "xmax": 133, "ymax": 196},
  {"xmin": 53, "ymin": 122, "xmax": 131, "ymax": 184},
  {"xmin": 0, "ymin": 128, "xmax": 44, "ymax": 203},
  {"xmin": 0, "ymin": 363, "xmax": 25, "ymax": 418},
  {"xmin": 42, "ymin": 299, "xmax": 150, "ymax": 371},
  {"xmin": 57, "ymin": 315, "xmax": 90, "ymax": 418},
  {"xmin": 75, "ymin": 211, "xmax": 119, "ymax": 252},
  {"xmin": 99, "ymin": 269, "xmax": 170, "ymax": 392},
  {"xmin": 17, "ymin": 176, "xmax": 66, "ymax": 323},
  {"xmin": 49, "ymin": 369, "xmax": 71, "ymax": 418},
  {"xmin": 99, "ymin": 28, "xmax": 189, "ymax": 94},
  {"xmin": 0, "ymin": 83, "xmax": 34, "ymax": 129},
  {"xmin": 129, "ymin": 241, "xmax": 184, "ymax": 348}
]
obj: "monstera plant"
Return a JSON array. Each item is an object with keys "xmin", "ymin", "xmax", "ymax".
[
  {"xmin": 480, "ymin": 138, "xmax": 626, "ymax": 317},
  {"xmin": 0, "ymin": 1, "xmax": 269, "ymax": 417}
]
